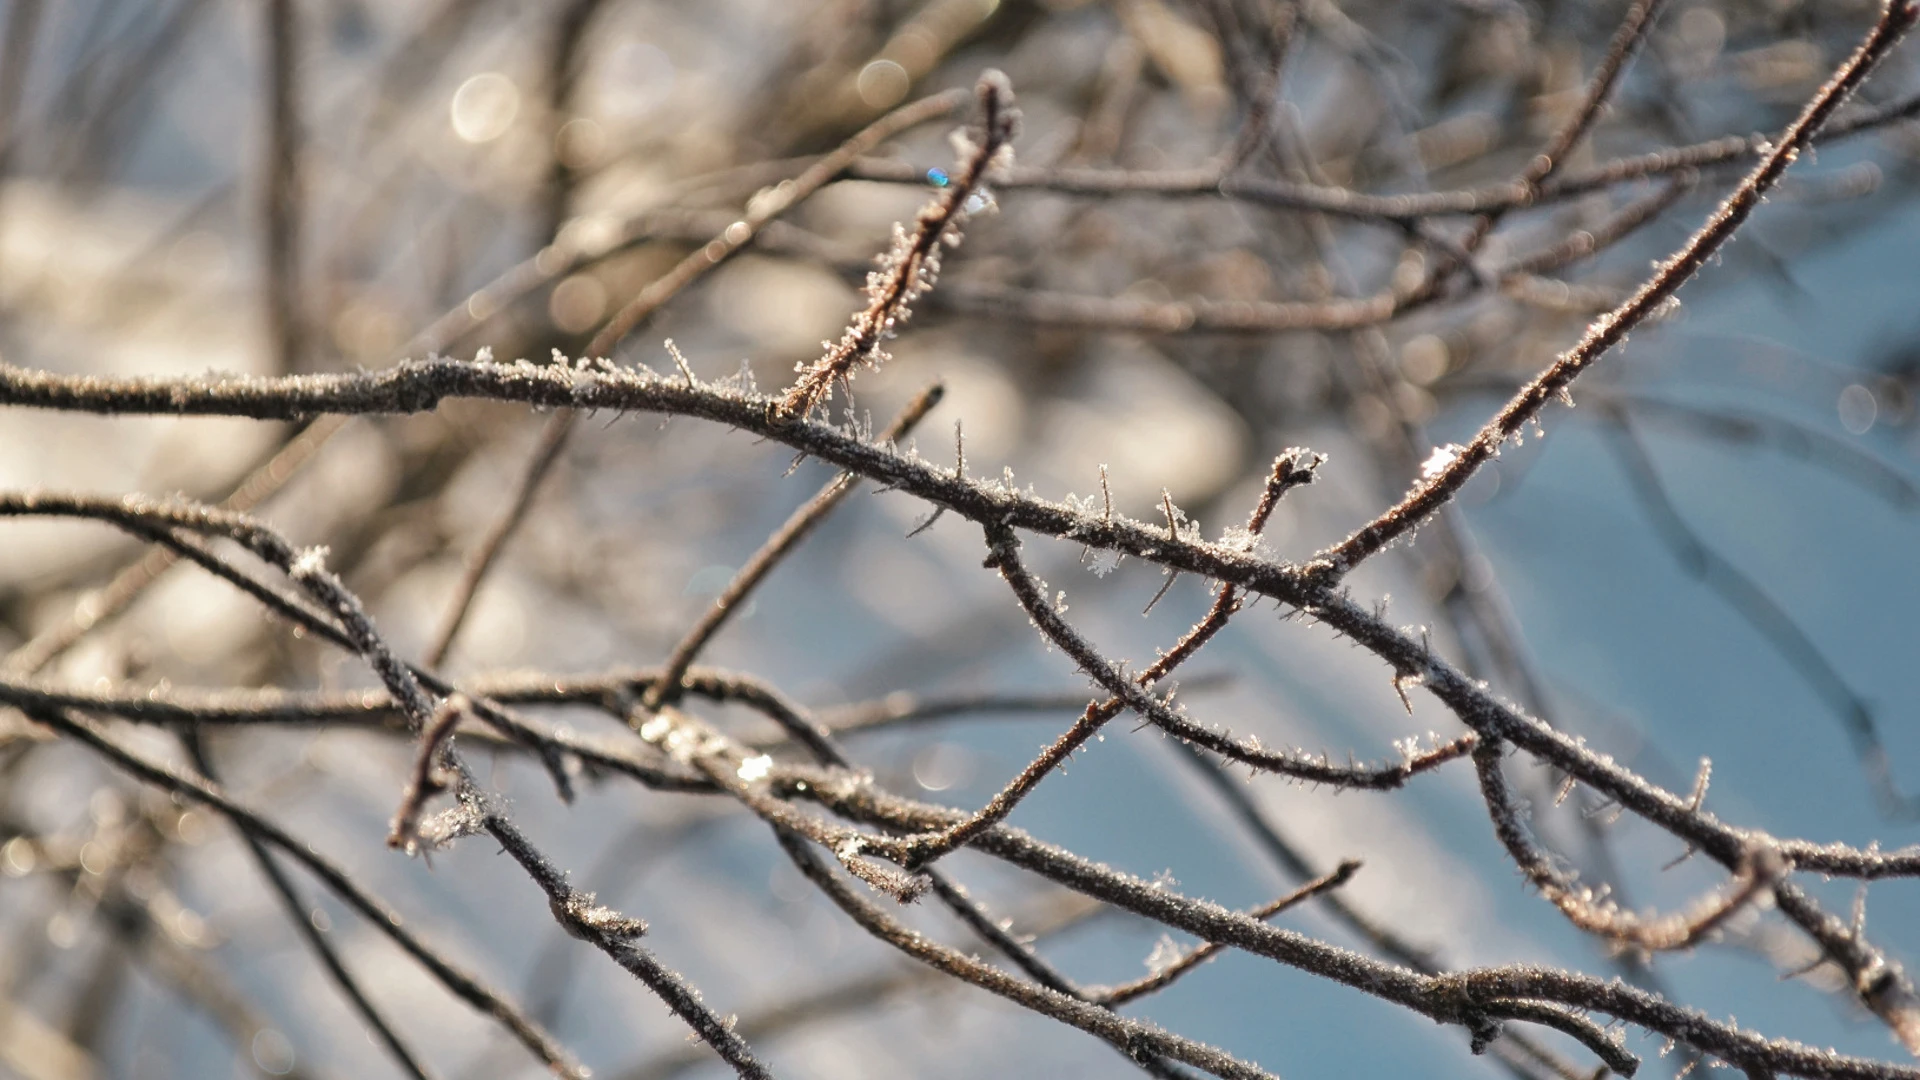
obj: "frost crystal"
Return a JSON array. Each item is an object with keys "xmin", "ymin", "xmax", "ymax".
[
  {"xmin": 1089, "ymin": 549, "xmax": 1124, "ymax": 578},
  {"xmin": 716, "ymin": 359, "xmax": 757, "ymax": 395},
  {"xmin": 416, "ymin": 804, "xmax": 485, "ymax": 848},
  {"xmin": 1421, "ymin": 444, "xmax": 1463, "ymax": 479},
  {"xmin": 1220, "ymin": 526, "xmax": 1273, "ymax": 559},
  {"xmin": 289, "ymin": 546, "xmax": 331, "ymax": 580},
  {"xmin": 1145, "ymin": 935, "xmax": 1185, "ymax": 973},
  {"xmin": 737, "ymin": 755, "xmax": 774, "ymax": 782},
  {"xmin": 844, "ymin": 410, "xmax": 873, "ymax": 443}
]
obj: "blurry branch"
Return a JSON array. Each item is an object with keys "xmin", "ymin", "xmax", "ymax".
[
  {"xmin": 121, "ymin": 903, "xmax": 334, "ymax": 1080},
  {"xmin": 4, "ymin": 416, "xmax": 339, "ymax": 677},
  {"xmin": 837, "ymin": 87, "xmax": 1920, "ymax": 222},
  {"xmin": 423, "ymin": 410, "xmax": 572, "ymax": 669},
  {"xmin": 0, "ymin": 0, "xmax": 41, "ymax": 258},
  {"xmin": 262, "ymin": 0, "xmax": 301, "ymax": 374},
  {"xmin": 540, "ymin": 0, "xmax": 607, "ymax": 242},
  {"xmin": 0, "ymin": 803, "xmax": 323, "ymax": 1080},
  {"xmin": 1598, "ymin": 410, "xmax": 1920, "ymax": 820},
  {"xmin": 1452, "ymin": 0, "xmax": 1674, "ymax": 259},
  {"xmin": 936, "ymin": 167, "xmax": 1697, "ymax": 340},
  {"xmin": 1496, "ymin": 175, "xmax": 1694, "ymax": 279},
  {"xmin": 183, "ymin": 730, "xmax": 438, "ymax": 1080},
  {"xmin": 1316, "ymin": 1, "xmax": 1919, "ymax": 578},
  {"xmin": 1599, "ymin": 391, "xmax": 1920, "ymax": 510},
  {"xmin": 24, "ymin": 706, "xmax": 587, "ymax": 1079},
  {"xmin": 357, "ymin": 0, "xmax": 488, "ymax": 147},
  {"xmin": 48, "ymin": 0, "xmax": 211, "ymax": 184},
  {"xmin": 808, "ymin": 673, "xmax": 1234, "ymax": 738},
  {"xmin": 401, "ymin": 209, "xmax": 852, "ymax": 363}
]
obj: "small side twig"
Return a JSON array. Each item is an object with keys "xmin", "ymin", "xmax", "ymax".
[
  {"xmin": 643, "ymin": 382, "xmax": 944, "ymax": 711},
  {"xmin": 780, "ymin": 71, "xmax": 1019, "ymax": 416},
  {"xmin": 1095, "ymin": 860, "xmax": 1362, "ymax": 1006},
  {"xmin": 1474, "ymin": 741, "xmax": 1782, "ymax": 952},
  {"xmin": 388, "ymin": 694, "xmax": 471, "ymax": 853},
  {"xmin": 887, "ymin": 453, "xmax": 1322, "ymax": 867},
  {"xmin": 425, "ymin": 413, "xmax": 574, "ymax": 669}
]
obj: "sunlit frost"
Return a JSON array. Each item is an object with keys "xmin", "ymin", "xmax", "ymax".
[{"xmin": 1421, "ymin": 444, "xmax": 1463, "ymax": 479}]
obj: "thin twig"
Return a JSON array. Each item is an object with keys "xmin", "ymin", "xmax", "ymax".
[
  {"xmin": 424, "ymin": 410, "xmax": 575, "ymax": 669},
  {"xmin": 781, "ymin": 72, "xmax": 1019, "ymax": 416},
  {"xmin": 643, "ymin": 382, "xmax": 944, "ymax": 710},
  {"xmin": 1474, "ymin": 741, "xmax": 1782, "ymax": 952},
  {"xmin": 1094, "ymin": 860, "xmax": 1361, "ymax": 1006}
]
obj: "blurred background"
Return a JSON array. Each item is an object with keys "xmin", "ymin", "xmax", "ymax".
[{"xmin": 2, "ymin": 0, "xmax": 1920, "ymax": 1077}]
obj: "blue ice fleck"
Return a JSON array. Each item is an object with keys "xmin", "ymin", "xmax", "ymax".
[{"xmin": 927, "ymin": 167, "xmax": 950, "ymax": 188}]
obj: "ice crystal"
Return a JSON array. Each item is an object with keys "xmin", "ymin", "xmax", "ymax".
[
  {"xmin": 289, "ymin": 546, "xmax": 331, "ymax": 580},
  {"xmin": 1421, "ymin": 444, "xmax": 1463, "ymax": 479},
  {"xmin": 1220, "ymin": 526, "xmax": 1274, "ymax": 559},
  {"xmin": 1145, "ymin": 935, "xmax": 1185, "ymax": 973}
]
